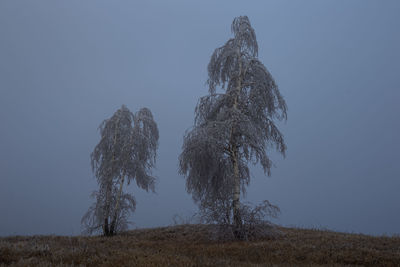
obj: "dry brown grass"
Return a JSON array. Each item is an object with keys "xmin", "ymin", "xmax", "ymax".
[{"xmin": 1, "ymin": 224, "xmax": 399, "ymax": 266}]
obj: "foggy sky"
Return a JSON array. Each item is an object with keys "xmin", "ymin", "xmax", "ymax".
[{"xmin": 0, "ymin": 0, "xmax": 399, "ymax": 236}]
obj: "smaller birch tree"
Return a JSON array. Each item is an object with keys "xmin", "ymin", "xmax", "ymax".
[
  {"xmin": 82, "ymin": 105, "xmax": 159, "ymax": 236},
  {"xmin": 179, "ymin": 16, "xmax": 287, "ymax": 239}
]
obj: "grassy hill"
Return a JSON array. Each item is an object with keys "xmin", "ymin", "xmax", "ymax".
[{"xmin": 1, "ymin": 224, "xmax": 399, "ymax": 266}]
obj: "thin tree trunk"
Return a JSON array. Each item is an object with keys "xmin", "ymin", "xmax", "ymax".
[
  {"xmin": 109, "ymin": 173, "xmax": 125, "ymax": 235},
  {"xmin": 103, "ymin": 176, "xmax": 112, "ymax": 236},
  {"xmin": 232, "ymin": 47, "xmax": 243, "ymax": 238},
  {"xmin": 232, "ymin": 145, "xmax": 242, "ymax": 238},
  {"xmin": 104, "ymin": 119, "xmax": 119, "ymax": 236},
  {"xmin": 103, "ymin": 217, "xmax": 109, "ymax": 236}
]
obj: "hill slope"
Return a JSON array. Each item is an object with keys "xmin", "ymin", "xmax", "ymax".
[{"xmin": 1, "ymin": 224, "xmax": 399, "ymax": 266}]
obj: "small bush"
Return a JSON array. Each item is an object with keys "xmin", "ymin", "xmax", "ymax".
[{"xmin": 198, "ymin": 199, "xmax": 281, "ymax": 241}]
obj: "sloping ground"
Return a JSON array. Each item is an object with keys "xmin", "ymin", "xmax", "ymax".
[{"xmin": 1, "ymin": 224, "xmax": 399, "ymax": 266}]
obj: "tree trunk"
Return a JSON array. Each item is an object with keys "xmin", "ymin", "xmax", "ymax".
[
  {"xmin": 103, "ymin": 179, "xmax": 112, "ymax": 236},
  {"xmin": 104, "ymin": 119, "xmax": 119, "ymax": 236},
  {"xmin": 232, "ymin": 47, "xmax": 243, "ymax": 239},
  {"xmin": 103, "ymin": 217, "xmax": 109, "ymax": 236},
  {"xmin": 232, "ymin": 145, "xmax": 242, "ymax": 238},
  {"xmin": 109, "ymin": 174, "xmax": 125, "ymax": 235}
]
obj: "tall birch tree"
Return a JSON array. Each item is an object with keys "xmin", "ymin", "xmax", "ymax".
[
  {"xmin": 179, "ymin": 16, "xmax": 287, "ymax": 238},
  {"xmin": 82, "ymin": 105, "xmax": 159, "ymax": 236}
]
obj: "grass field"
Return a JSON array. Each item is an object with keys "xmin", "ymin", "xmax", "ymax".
[{"xmin": 1, "ymin": 224, "xmax": 399, "ymax": 266}]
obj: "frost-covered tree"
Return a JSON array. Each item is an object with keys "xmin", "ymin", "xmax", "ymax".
[
  {"xmin": 179, "ymin": 16, "xmax": 287, "ymax": 238},
  {"xmin": 82, "ymin": 105, "xmax": 159, "ymax": 236}
]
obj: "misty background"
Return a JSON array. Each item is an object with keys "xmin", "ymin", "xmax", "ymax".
[{"xmin": 0, "ymin": 1, "xmax": 399, "ymax": 236}]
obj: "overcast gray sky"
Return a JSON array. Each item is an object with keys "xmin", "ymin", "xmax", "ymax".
[{"xmin": 0, "ymin": 0, "xmax": 399, "ymax": 236}]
